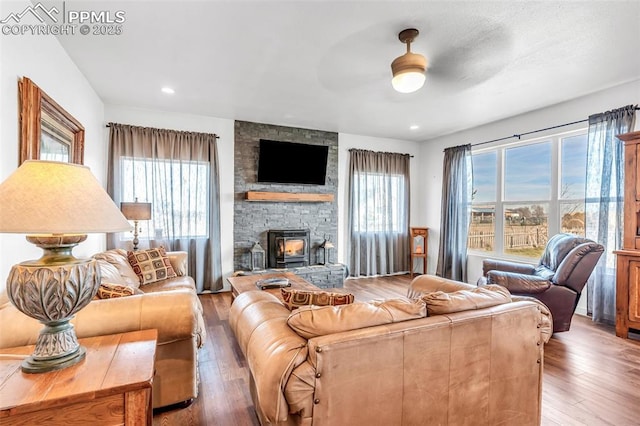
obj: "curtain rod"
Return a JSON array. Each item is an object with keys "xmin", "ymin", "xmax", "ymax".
[
  {"xmin": 348, "ymin": 148, "xmax": 414, "ymax": 158},
  {"xmin": 105, "ymin": 123, "xmax": 219, "ymax": 139},
  {"xmin": 471, "ymin": 106, "xmax": 640, "ymax": 148}
]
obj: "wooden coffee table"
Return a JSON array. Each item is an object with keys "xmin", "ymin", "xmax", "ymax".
[
  {"xmin": 0, "ymin": 329, "xmax": 157, "ymax": 425},
  {"xmin": 228, "ymin": 271, "xmax": 320, "ymax": 301}
]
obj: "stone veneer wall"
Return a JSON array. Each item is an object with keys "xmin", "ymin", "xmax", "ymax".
[{"xmin": 233, "ymin": 120, "xmax": 339, "ymax": 271}]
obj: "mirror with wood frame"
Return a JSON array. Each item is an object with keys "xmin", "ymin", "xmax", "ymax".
[{"xmin": 19, "ymin": 77, "xmax": 85, "ymax": 165}]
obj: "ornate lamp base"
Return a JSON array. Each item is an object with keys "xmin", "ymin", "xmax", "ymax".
[
  {"xmin": 6, "ymin": 235, "xmax": 100, "ymax": 374},
  {"xmin": 22, "ymin": 345, "xmax": 86, "ymax": 373},
  {"xmin": 21, "ymin": 319, "xmax": 87, "ymax": 373}
]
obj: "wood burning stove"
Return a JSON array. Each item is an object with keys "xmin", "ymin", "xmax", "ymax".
[{"xmin": 268, "ymin": 229, "xmax": 310, "ymax": 268}]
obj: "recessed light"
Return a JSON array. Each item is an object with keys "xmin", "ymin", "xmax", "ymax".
[
  {"xmin": 161, "ymin": 87, "xmax": 175, "ymax": 94},
  {"xmin": 410, "ymin": 125, "xmax": 419, "ymax": 130}
]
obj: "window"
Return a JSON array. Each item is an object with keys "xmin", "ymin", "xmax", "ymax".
[
  {"xmin": 560, "ymin": 134, "xmax": 588, "ymax": 236},
  {"xmin": 469, "ymin": 152, "xmax": 497, "ymax": 251},
  {"xmin": 121, "ymin": 157, "xmax": 210, "ymax": 239},
  {"xmin": 469, "ymin": 130, "xmax": 587, "ymax": 259},
  {"xmin": 352, "ymin": 172, "xmax": 406, "ymax": 233}
]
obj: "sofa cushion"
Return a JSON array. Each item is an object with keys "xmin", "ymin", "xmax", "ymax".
[
  {"xmin": 93, "ymin": 249, "xmax": 141, "ymax": 288},
  {"xmin": 407, "ymin": 274, "xmax": 476, "ymax": 299},
  {"xmin": 138, "ymin": 276, "xmax": 197, "ymax": 294},
  {"xmin": 287, "ymin": 298, "xmax": 426, "ymax": 339},
  {"xmin": 281, "ymin": 288, "xmax": 355, "ymax": 310},
  {"xmin": 421, "ymin": 284, "xmax": 511, "ymax": 316},
  {"xmin": 127, "ymin": 247, "xmax": 177, "ymax": 285},
  {"xmin": 97, "ymin": 282, "xmax": 143, "ymax": 299}
]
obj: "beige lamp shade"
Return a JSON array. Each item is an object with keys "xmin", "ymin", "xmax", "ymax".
[
  {"xmin": 120, "ymin": 201, "xmax": 152, "ymax": 220},
  {"xmin": 0, "ymin": 160, "xmax": 132, "ymax": 234}
]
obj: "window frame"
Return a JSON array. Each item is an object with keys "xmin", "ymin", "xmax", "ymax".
[{"xmin": 469, "ymin": 128, "xmax": 587, "ymax": 261}]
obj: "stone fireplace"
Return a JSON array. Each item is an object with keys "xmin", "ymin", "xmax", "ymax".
[
  {"xmin": 233, "ymin": 120, "xmax": 339, "ymax": 272},
  {"xmin": 268, "ymin": 229, "xmax": 310, "ymax": 268}
]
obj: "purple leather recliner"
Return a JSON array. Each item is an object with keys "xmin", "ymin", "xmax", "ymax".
[{"xmin": 478, "ymin": 233, "xmax": 604, "ymax": 332}]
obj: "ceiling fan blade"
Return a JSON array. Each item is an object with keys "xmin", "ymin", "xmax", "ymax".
[{"xmin": 427, "ymin": 25, "xmax": 514, "ymax": 88}]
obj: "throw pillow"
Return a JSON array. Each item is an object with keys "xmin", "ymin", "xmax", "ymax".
[
  {"xmin": 93, "ymin": 249, "xmax": 141, "ymax": 288},
  {"xmin": 127, "ymin": 247, "xmax": 177, "ymax": 285},
  {"xmin": 95, "ymin": 260, "xmax": 128, "ymax": 286},
  {"xmin": 287, "ymin": 298, "xmax": 426, "ymax": 339},
  {"xmin": 421, "ymin": 284, "xmax": 511, "ymax": 316},
  {"xmin": 97, "ymin": 282, "xmax": 142, "ymax": 299},
  {"xmin": 281, "ymin": 288, "xmax": 355, "ymax": 311}
]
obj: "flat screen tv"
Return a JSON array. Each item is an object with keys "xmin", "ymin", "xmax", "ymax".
[{"xmin": 257, "ymin": 139, "xmax": 329, "ymax": 185}]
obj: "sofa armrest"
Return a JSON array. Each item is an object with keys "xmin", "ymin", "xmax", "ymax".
[
  {"xmin": 230, "ymin": 291, "xmax": 308, "ymax": 423},
  {"xmin": 0, "ymin": 289, "xmax": 202, "ymax": 349},
  {"xmin": 167, "ymin": 251, "xmax": 188, "ymax": 276},
  {"xmin": 486, "ymin": 271, "xmax": 551, "ymax": 294},
  {"xmin": 482, "ymin": 259, "xmax": 536, "ymax": 276},
  {"xmin": 511, "ymin": 295, "xmax": 553, "ymax": 343}
]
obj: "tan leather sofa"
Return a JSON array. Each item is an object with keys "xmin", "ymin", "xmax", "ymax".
[
  {"xmin": 230, "ymin": 275, "xmax": 552, "ymax": 426},
  {"xmin": 0, "ymin": 249, "xmax": 206, "ymax": 409}
]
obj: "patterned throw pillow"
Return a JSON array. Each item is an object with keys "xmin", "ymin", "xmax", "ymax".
[
  {"xmin": 127, "ymin": 247, "xmax": 177, "ymax": 285},
  {"xmin": 97, "ymin": 282, "xmax": 141, "ymax": 299},
  {"xmin": 281, "ymin": 288, "xmax": 355, "ymax": 311}
]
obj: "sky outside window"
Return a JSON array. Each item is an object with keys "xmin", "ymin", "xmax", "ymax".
[
  {"xmin": 561, "ymin": 134, "xmax": 588, "ymax": 199},
  {"xmin": 504, "ymin": 142, "xmax": 551, "ymax": 201},
  {"xmin": 471, "ymin": 151, "xmax": 497, "ymax": 203}
]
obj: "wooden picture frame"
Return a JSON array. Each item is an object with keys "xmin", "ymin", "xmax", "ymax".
[{"xmin": 19, "ymin": 77, "xmax": 85, "ymax": 165}]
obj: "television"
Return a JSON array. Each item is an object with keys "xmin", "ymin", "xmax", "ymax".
[{"xmin": 257, "ymin": 139, "xmax": 329, "ymax": 185}]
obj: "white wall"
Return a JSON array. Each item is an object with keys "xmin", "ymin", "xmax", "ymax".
[
  {"xmin": 0, "ymin": 0, "xmax": 105, "ymax": 294},
  {"xmin": 103, "ymin": 105, "xmax": 236, "ymax": 287},
  {"xmin": 418, "ymin": 79, "xmax": 640, "ymax": 313},
  {"xmin": 337, "ymin": 133, "xmax": 422, "ymax": 269}
]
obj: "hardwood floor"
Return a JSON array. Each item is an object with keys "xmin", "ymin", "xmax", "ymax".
[{"xmin": 153, "ymin": 274, "xmax": 640, "ymax": 426}]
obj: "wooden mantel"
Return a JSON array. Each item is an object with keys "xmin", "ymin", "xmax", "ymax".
[{"xmin": 245, "ymin": 191, "xmax": 334, "ymax": 202}]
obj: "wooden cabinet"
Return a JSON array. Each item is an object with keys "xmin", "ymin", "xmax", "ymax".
[
  {"xmin": 409, "ymin": 227, "xmax": 428, "ymax": 278},
  {"xmin": 615, "ymin": 252, "xmax": 640, "ymax": 338},
  {"xmin": 615, "ymin": 131, "xmax": 640, "ymax": 338}
]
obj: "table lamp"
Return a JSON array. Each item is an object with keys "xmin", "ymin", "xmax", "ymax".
[
  {"xmin": 120, "ymin": 198, "xmax": 152, "ymax": 251},
  {"xmin": 0, "ymin": 160, "xmax": 132, "ymax": 373}
]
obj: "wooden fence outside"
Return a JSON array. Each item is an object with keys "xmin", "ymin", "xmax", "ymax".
[{"xmin": 468, "ymin": 225, "xmax": 583, "ymax": 251}]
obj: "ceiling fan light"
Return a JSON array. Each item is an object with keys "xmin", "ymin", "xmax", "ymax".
[{"xmin": 392, "ymin": 70, "xmax": 426, "ymax": 93}]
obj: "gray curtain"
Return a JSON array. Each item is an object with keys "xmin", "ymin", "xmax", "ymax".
[
  {"xmin": 107, "ymin": 123, "xmax": 223, "ymax": 292},
  {"xmin": 586, "ymin": 105, "xmax": 636, "ymax": 324},
  {"xmin": 436, "ymin": 144, "xmax": 473, "ymax": 281},
  {"xmin": 347, "ymin": 149, "xmax": 410, "ymax": 276}
]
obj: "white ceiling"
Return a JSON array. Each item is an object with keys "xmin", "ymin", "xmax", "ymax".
[{"xmin": 51, "ymin": 0, "xmax": 640, "ymax": 142}]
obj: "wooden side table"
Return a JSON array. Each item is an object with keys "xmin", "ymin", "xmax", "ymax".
[
  {"xmin": 410, "ymin": 227, "xmax": 429, "ymax": 278},
  {"xmin": 0, "ymin": 329, "xmax": 157, "ymax": 425}
]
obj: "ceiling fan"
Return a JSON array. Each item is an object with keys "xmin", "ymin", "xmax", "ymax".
[
  {"xmin": 317, "ymin": 19, "xmax": 513, "ymax": 99},
  {"xmin": 390, "ymin": 28, "xmax": 427, "ymax": 93}
]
